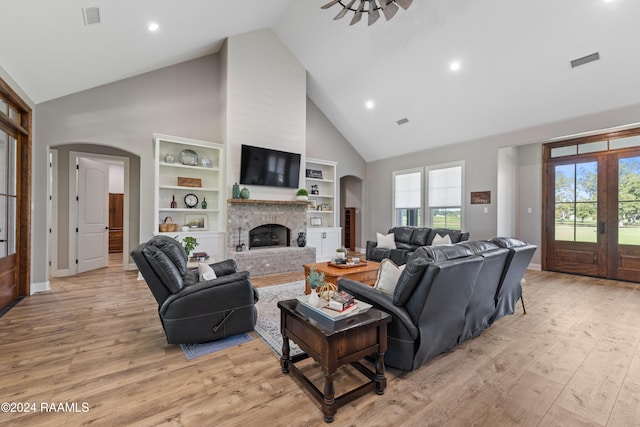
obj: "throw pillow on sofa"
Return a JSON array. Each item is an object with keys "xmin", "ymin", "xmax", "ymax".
[
  {"xmin": 376, "ymin": 232, "xmax": 397, "ymax": 250},
  {"xmin": 431, "ymin": 233, "xmax": 452, "ymax": 246},
  {"xmin": 374, "ymin": 258, "xmax": 405, "ymax": 295},
  {"xmin": 198, "ymin": 262, "xmax": 217, "ymax": 281}
]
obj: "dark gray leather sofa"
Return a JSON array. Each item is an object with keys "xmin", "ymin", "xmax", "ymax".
[
  {"xmin": 340, "ymin": 238, "xmax": 536, "ymax": 371},
  {"xmin": 131, "ymin": 235, "xmax": 259, "ymax": 344},
  {"xmin": 366, "ymin": 226, "xmax": 470, "ymax": 266}
]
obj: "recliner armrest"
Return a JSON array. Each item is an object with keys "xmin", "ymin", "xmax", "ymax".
[
  {"xmin": 160, "ymin": 271, "xmax": 255, "ymax": 318},
  {"xmin": 209, "ymin": 259, "xmax": 238, "ymax": 277},
  {"xmin": 338, "ymin": 279, "xmax": 419, "ymax": 340}
]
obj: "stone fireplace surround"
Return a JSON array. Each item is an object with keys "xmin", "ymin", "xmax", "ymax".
[{"xmin": 227, "ymin": 199, "xmax": 316, "ymax": 276}]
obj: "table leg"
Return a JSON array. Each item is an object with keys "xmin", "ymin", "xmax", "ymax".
[
  {"xmin": 280, "ymin": 312, "xmax": 290, "ymax": 374},
  {"xmin": 374, "ymin": 352, "xmax": 387, "ymax": 395},
  {"xmin": 322, "ymin": 372, "xmax": 336, "ymax": 423}
]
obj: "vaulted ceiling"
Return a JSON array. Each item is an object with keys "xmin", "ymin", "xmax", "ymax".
[{"xmin": 1, "ymin": 0, "xmax": 639, "ymax": 161}]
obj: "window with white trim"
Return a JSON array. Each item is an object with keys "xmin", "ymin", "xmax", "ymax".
[
  {"xmin": 393, "ymin": 168, "xmax": 422, "ymax": 227},
  {"xmin": 427, "ymin": 163, "xmax": 463, "ymax": 229}
]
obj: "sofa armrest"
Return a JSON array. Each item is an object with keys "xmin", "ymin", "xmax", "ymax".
[
  {"xmin": 366, "ymin": 240, "xmax": 377, "ymax": 259},
  {"xmin": 338, "ymin": 279, "xmax": 419, "ymax": 340}
]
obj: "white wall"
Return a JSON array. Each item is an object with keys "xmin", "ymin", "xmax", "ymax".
[
  {"xmin": 109, "ymin": 164, "xmax": 124, "ymax": 193},
  {"xmin": 223, "ymin": 29, "xmax": 306, "ymax": 201},
  {"xmin": 497, "ymin": 147, "xmax": 516, "ymax": 237}
]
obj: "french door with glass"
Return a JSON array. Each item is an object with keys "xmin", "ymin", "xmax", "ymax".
[{"xmin": 544, "ymin": 131, "xmax": 640, "ymax": 282}]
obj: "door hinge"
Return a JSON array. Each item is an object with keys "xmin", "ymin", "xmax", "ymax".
[
  {"xmin": 76, "ymin": 164, "xmax": 79, "ymax": 170},
  {"xmin": 76, "ymin": 196, "xmax": 79, "ymax": 201},
  {"xmin": 75, "ymin": 259, "xmax": 78, "ymax": 264},
  {"xmin": 76, "ymin": 227, "xmax": 79, "ymax": 232},
  {"xmin": 49, "ymin": 228, "xmax": 52, "ymax": 233}
]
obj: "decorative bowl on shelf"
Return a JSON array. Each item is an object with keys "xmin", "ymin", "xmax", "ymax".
[{"xmin": 179, "ymin": 149, "xmax": 198, "ymax": 166}]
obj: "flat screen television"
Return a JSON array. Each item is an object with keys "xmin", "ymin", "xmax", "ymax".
[{"xmin": 239, "ymin": 145, "xmax": 301, "ymax": 189}]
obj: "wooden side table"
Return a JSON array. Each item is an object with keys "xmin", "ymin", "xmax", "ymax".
[
  {"xmin": 303, "ymin": 261, "xmax": 380, "ymax": 294},
  {"xmin": 278, "ymin": 299, "xmax": 391, "ymax": 423}
]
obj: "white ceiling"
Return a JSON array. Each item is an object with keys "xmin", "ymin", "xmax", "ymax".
[{"xmin": 1, "ymin": 0, "xmax": 639, "ymax": 161}]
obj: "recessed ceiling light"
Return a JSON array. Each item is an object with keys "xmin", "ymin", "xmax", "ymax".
[
  {"xmin": 365, "ymin": 100, "xmax": 375, "ymax": 110},
  {"xmin": 148, "ymin": 22, "xmax": 159, "ymax": 32},
  {"xmin": 450, "ymin": 61, "xmax": 461, "ymax": 72}
]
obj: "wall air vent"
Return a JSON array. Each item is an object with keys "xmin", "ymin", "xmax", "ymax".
[
  {"xmin": 570, "ymin": 52, "xmax": 600, "ymax": 68},
  {"xmin": 397, "ymin": 118, "xmax": 409, "ymax": 126},
  {"xmin": 82, "ymin": 7, "xmax": 101, "ymax": 26}
]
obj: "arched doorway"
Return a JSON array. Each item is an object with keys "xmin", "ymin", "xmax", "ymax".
[{"xmin": 47, "ymin": 144, "xmax": 140, "ymax": 278}]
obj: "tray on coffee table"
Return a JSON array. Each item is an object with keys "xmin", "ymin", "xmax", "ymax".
[{"xmin": 327, "ymin": 261, "xmax": 368, "ymax": 269}]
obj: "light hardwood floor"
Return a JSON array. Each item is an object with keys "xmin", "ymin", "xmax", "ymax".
[{"xmin": 1, "ymin": 255, "xmax": 639, "ymax": 426}]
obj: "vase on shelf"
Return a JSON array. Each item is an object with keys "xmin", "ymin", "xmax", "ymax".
[
  {"xmin": 232, "ymin": 182, "xmax": 240, "ymax": 199},
  {"xmin": 201, "ymin": 198, "xmax": 207, "ymax": 209},
  {"xmin": 240, "ymin": 187, "xmax": 250, "ymax": 199},
  {"xmin": 164, "ymin": 153, "xmax": 175, "ymax": 164},
  {"xmin": 170, "ymin": 195, "xmax": 177, "ymax": 209}
]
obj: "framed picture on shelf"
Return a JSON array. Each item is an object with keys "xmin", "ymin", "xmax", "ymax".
[
  {"xmin": 321, "ymin": 203, "xmax": 330, "ymax": 211},
  {"xmin": 307, "ymin": 200, "xmax": 317, "ymax": 211},
  {"xmin": 184, "ymin": 214, "xmax": 207, "ymax": 230},
  {"xmin": 310, "ymin": 217, "xmax": 322, "ymax": 227}
]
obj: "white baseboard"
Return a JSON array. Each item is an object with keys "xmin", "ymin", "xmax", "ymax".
[
  {"xmin": 528, "ymin": 263, "xmax": 542, "ymax": 271},
  {"xmin": 31, "ymin": 280, "xmax": 51, "ymax": 294}
]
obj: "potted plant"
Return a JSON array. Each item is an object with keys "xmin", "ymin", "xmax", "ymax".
[
  {"xmin": 176, "ymin": 235, "xmax": 199, "ymax": 258},
  {"xmin": 306, "ymin": 268, "xmax": 324, "ymax": 307},
  {"xmin": 335, "ymin": 247, "xmax": 347, "ymax": 262},
  {"xmin": 296, "ymin": 188, "xmax": 309, "ymax": 201}
]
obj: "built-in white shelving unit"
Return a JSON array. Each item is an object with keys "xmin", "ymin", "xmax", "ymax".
[
  {"xmin": 305, "ymin": 158, "xmax": 341, "ymax": 261},
  {"xmin": 153, "ymin": 133, "xmax": 225, "ymax": 261}
]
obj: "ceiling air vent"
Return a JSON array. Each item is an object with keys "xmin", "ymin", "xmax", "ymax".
[
  {"xmin": 82, "ymin": 7, "xmax": 101, "ymax": 26},
  {"xmin": 570, "ymin": 52, "xmax": 600, "ymax": 69},
  {"xmin": 397, "ymin": 118, "xmax": 409, "ymax": 126}
]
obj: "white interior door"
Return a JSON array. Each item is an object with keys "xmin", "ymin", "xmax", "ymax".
[{"xmin": 77, "ymin": 157, "xmax": 109, "ymax": 273}]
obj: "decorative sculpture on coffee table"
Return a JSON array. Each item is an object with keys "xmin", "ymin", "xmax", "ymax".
[{"xmin": 307, "ymin": 268, "xmax": 325, "ymax": 307}]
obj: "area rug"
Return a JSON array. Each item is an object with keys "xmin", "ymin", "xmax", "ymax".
[
  {"xmin": 180, "ymin": 333, "xmax": 253, "ymax": 360},
  {"xmin": 254, "ymin": 280, "xmax": 305, "ymax": 357}
]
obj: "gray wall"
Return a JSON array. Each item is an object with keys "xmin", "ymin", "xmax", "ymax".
[
  {"xmin": 364, "ymin": 102, "xmax": 640, "ymax": 267},
  {"xmin": 34, "ymin": 54, "xmax": 223, "ymax": 279}
]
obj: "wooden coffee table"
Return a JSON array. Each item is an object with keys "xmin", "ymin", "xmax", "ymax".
[
  {"xmin": 303, "ymin": 261, "xmax": 380, "ymax": 294},
  {"xmin": 278, "ymin": 299, "xmax": 391, "ymax": 423}
]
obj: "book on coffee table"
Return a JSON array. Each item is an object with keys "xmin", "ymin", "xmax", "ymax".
[{"xmin": 296, "ymin": 295, "xmax": 371, "ymax": 326}]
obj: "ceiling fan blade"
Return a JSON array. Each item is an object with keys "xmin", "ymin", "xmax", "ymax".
[
  {"xmin": 349, "ymin": 0, "xmax": 366, "ymax": 25},
  {"xmin": 379, "ymin": 1, "xmax": 399, "ymax": 20},
  {"xmin": 395, "ymin": 0, "xmax": 413, "ymax": 10},
  {"xmin": 368, "ymin": 0, "xmax": 381, "ymax": 26},
  {"xmin": 334, "ymin": 0, "xmax": 356, "ymax": 20},
  {"xmin": 321, "ymin": 0, "xmax": 341, "ymax": 9}
]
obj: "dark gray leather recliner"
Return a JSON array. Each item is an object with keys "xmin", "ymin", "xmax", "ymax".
[
  {"xmin": 340, "ymin": 245, "xmax": 484, "ymax": 371},
  {"xmin": 131, "ymin": 235, "xmax": 259, "ymax": 344},
  {"xmin": 340, "ymin": 238, "xmax": 536, "ymax": 371}
]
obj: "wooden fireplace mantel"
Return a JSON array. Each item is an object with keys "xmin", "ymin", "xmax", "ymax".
[{"xmin": 227, "ymin": 199, "xmax": 309, "ymax": 206}]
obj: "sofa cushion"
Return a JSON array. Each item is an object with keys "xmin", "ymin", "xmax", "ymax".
[
  {"xmin": 424, "ymin": 244, "xmax": 475, "ymax": 261},
  {"xmin": 461, "ymin": 240, "xmax": 500, "ymax": 254},
  {"xmin": 491, "ymin": 237, "xmax": 528, "ymax": 248},
  {"xmin": 410, "ymin": 228, "xmax": 431, "ymax": 246},
  {"xmin": 391, "ymin": 227, "xmax": 415, "ymax": 244},
  {"xmin": 376, "ymin": 232, "xmax": 397, "ymax": 250},
  {"xmin": 393, "ymin": 256, "xmax": 431, "ymax": 306},
  {"xmin": 374, "ymin": 259, "xmax": 405, "ymax": 295}
]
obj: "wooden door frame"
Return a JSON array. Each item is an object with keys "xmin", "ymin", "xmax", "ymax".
[
  {"xmin": 0, "ymin": 78, "xmax": 32, "ymax": 298},
  {"xmin": 542, "ymin": 127, "xmax": 640, "ymax": 281}
]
